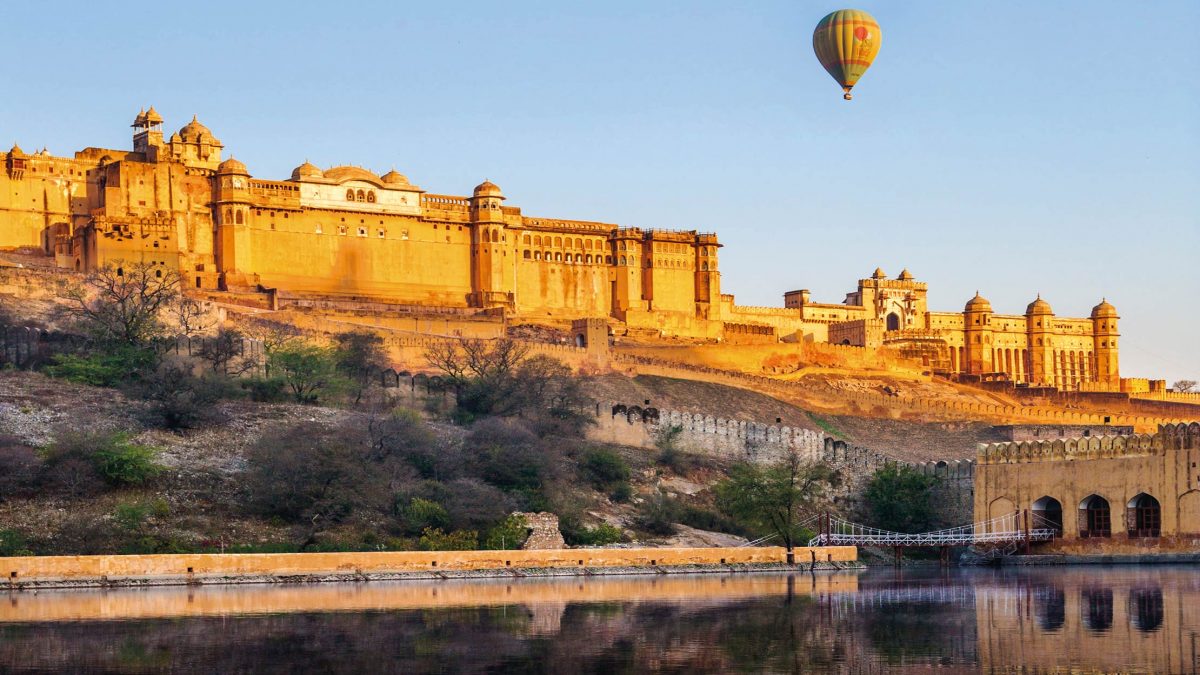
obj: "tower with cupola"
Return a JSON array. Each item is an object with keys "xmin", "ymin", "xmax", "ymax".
[
  {"xmin": 963, "ymin": 292, "xmax": 994, "ymax": 374},
  {"xmin": 468, "ymin": 180, "xmax": 513, "ymax": 308},
  {"xmin": 1091, "ymin": 299, "xmax": 1120, "ymax": 390},
  {"xmin": 1025, "ymin": 295, "xmax": 1054, "ymax": 386},
  {"xmin": 213, "ymin": 157, "xmax": 253, "ymax": 289}
]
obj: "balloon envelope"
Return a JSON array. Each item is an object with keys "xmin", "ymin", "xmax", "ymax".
[{"xmin": 812, "ymin": 9, "xmax": 882, "ymax": 99}]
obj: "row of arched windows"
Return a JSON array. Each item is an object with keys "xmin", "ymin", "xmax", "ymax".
[
  {"xmin": 346, "ymin": 189, "xmax": 377, "ymax": 203},
  {"xmin": 523, "ymin": 250, "xmax": 609, "ymax": 264},
  {"xmin": 522, "ymin": 234, "xmax": 602, "ymax": 250},
  {"xmin": 1030, "ymin": 493, "xmax": 1161, "ymax": 539},
  {"xmin": 951, "ymin": 345, "xmax": 1098, "ymax": 386}
]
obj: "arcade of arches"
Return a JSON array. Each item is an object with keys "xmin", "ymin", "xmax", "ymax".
[{"xmin": 976, "ymin": 424, "xmax": 1200, "ymax": 551}]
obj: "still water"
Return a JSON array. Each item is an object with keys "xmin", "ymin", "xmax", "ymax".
[{"xmin": 1, "ymin": 566, "xmax": 1197, "ymax": 674}]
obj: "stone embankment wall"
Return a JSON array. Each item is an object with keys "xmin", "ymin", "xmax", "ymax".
[
  {"xmin": 589, "ymin": 402, "xmax": 976, "ymax": 524},
  {"xmin": 1, "ymin": 546, "xmax": 858, "ymax": 588}
]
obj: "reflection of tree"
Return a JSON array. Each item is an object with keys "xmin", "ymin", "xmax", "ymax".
[{"xmin": 863, "ymin": 600, "xmax": 973, "ymax": 666}]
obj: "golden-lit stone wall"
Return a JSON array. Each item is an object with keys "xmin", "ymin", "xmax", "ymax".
[
  {"xmin": 975, "ymin": 423, "xmax": 1200, "ymax": 547},
  {"xmin": 0, "ymin": 109, "xmax": 1122, "ymax": 393}
]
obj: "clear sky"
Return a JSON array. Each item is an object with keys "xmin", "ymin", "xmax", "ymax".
[{"xmin": 3, "ymin": 1, "xmax": 1197, "ymax": 381}]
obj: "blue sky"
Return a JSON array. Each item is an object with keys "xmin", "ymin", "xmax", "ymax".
[{"xmin": 3, "ymin": 1, "xmax": 1197, "ymax": 381}]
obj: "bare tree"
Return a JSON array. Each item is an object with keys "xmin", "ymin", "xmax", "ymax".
[
  {"xmin": 1173, "ymin": 380, "xmax": 1197, "ymax": 393},
  {"xmin": 169, "ymin": 295, "xmax": 214, "ymax": 337},
  {"xmin": 195, "ymin": 327, "xmax": 256, "ymax": 376},
  {"xmin": 425, "ymin": 338, "xmax": 534, "ymax": 417},
  {"xmin": 61, "ymin": 261, "xmax": 180, "ymax": 347}
]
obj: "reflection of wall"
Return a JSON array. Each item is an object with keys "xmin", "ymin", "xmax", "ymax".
[{"xmin": 975, "ymin": 569, "xmax": 1198, "ymax": 673}]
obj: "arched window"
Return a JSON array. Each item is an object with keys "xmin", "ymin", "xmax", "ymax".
[
  {"xmin": 585, "ymin": 255, "xmax": 592, "ymax": 263},
  {"xmin": 575, "ymin": 238, "xmax": 583, "ymax": 249},
  {"xmin": 116, "ymin": 267, "xmax": 124, "ymax": 277},
  {"xmin": 554, "ymin": 237, "xmax": 562, "ymax": 247},
  {"xmin": 155, "ymin": 269, "xmax": 162, "ymax": 278},
  {"xmin": 367, "ymin": 191, "xmax": 376, "ymax": 203},
  {"xmin": 523, "ymin": 250, "xmax": 531, "ymax": 259},
  {"xmin": 585, "ymin": 239, "xmax": 593, "ymax": 250},
  {"xmin": 575, "ymin": 254, "xmax": 582, "ymax": 262},
  {"xmin": 534, "ymin": 251, "xmax": 541, "ymax": 261},
  {"xmin": 555, "ymin": 252, "xmax": 562, "ymax": 261},
  {"xmin": 356, "ymin": 189, "xmax": 365, "ymax": 202},
  {"xmin": 1127, "ymin": 494, "xmax": 1161, "ymax": 538},
  {"xmin": 1032, "ymin": 496, "xmax": 1063, "ymax": 536},
  {"xmin": 886, "ymin": 312, "xmax": 900, "ymax": 332},
  {"xmin": 235, "ymin": 210, "xmax": 244, "ymax": 224},
  {"xmin": 619, "ymin": 241, "xmax": 626, "ymax": 251},
  {"xmin": 619, "ymin": 255, "xmax": 627, "ymax": 265},
  {"xmin": 701, "ymin": 261, "xmax": 708, "ymax": 271},
  {"xmin": 346, "ymin": 189, "xmax": 355, "ymax": 201},
  {"xmin": 1078, "ymin": 495, "xmax": 1111, "ymax": 538},
  {"xmin": 523, "ymin": 234, "xmax": 531, "ymax": 245},
  {"xmin": 224, "ymin": 208, "xmax": 233, "ymax": 223},
  {"xmin": 534, "ymin": 235, "xmax": 542, "ymax": 246},
  {"xmin": 492, "ymin": 230, "xmax": 501, "ymax": 243},
  {"xmin": 565, "ymin": 238, "xmax": 573, "ymax": 249},
  {"xmin": 605, "ymin": 255, "xmax": 612, "ymax": 264}
]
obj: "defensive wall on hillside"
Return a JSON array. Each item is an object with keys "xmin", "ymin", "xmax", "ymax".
[{"xmin": 588, "ymin": 401, "xmax": 976, "ymax": 523}]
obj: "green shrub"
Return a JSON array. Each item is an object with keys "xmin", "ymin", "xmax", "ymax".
[
  {"xmin": 609, "ymin": 481, "xmax": 634, "ymax": 503},
  {"xmin": 242, "ymin": 376, "xmax": 288, "ymax": 402},
  {"xmin": 113, "ymin": 501, "xmax": 152, "ymax": 531},
  {"xmin": 634, "ymin": 494, "xmax": 679, "ymax": 536},
  {"xmin": 418, "ymin": 527, "xmax": 478, "ymax": 551},
  {"xmin": 570, "ymin": 523, "xmax": 625, "ymax": 546},
  {"xmin": 401, "ymin": 497, "xmax": 450, "ymax": 535},
  {"xmin": 581, "ymin": 448, "xmax": 630, "ymax": 489},
  {"xmin": 91, "ymin": 434, "xmax": 162, "ymax": 486},
  {"xmin": 482, "ymin": 514, "xmax": 529, "ymax": 550},
  {"xmin": 44, "ymin": 347, "xmax": 156, "ymax": 387},
  {"xmin": 0, "ymin": 529, "xmax": 33, "ymax": 556}
]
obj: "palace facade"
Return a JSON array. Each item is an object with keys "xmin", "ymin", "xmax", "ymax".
[{"xmin": 0, "ymin": 108, "xmax": 1121, "ymax": 390}]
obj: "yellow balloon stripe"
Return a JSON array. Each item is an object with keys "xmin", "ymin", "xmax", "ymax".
[{"xmin": 812, "ymin": 9, "xmax": 881, "ymax": 94}]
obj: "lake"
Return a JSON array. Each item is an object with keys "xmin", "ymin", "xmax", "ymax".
[{"xmin": 1, "ymin": 565, "xmax": 1196, "ymax": 673}]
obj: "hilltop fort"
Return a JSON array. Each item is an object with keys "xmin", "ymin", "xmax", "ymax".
[{"xmin": 0, "ymin": 107, "xmax": 1160, "ymax": 395}]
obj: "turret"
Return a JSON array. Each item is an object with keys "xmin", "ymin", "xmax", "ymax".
[
  {"xmin": 963, "ymin": 292, "xmax": 994, "ymax": 374},
  {"xmin": 213, "ymin": 157, "xmax": 253, "ymax": 288},
  {"xmin": 131, "ymin": 106, "xmax": 165, "ymax": 160},
  {"xmin": 1091, "ymin": 299, "xmax": 1120, "ymax": 390},
  {"xmin": 694, "ymin": 233, "xmax": 722, "ymax": 316},
  {"xmin": 1025, "ymin": 295, "xmax": 1054, "ymax": 386},
  {"xmin": 467, "ymin": 180, "xmax": 512, "ymax": 308}
]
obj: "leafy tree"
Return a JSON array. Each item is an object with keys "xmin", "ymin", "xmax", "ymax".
[
  {"xmin": 634, "ymin": 494, "xmax": 680, "ymax": 536},
  {"xmin": 716, "ymin": 452, "xmax": 837, "ymax": 563},
  {"xmin": 400, "ymin": 497, "xmax": 450, "ymax": 535},
  {"xmin": 61, "ymin": 261, "xmax": 180, "ymax": 347},
  {"xmin": 482, "ymin": 514, "xmax": 529, "ymax": 550},
  {"xmin": 862, "ymin": 464, "xmax": 941, "ymax": 533},
  {"xmin": 0, "ymin": 529, "xmax": 33, "ymax": 556},
  {"xmin": 241, "ymin": 318, "xmax": 302, "ymax": 376},
  {"xmin": 334, "ymin": 330, "xmax": 388, "ymax": 405},
  {"xmin": 566, "ymin": 522, "xmax": 625, "ymax": 546},
  {"xmin": 268, "ymin": 342, "xmax": 346, "ymax": 403},
  {"xmin": 654, "ymin": 424, "xmax": 691, "ymax": 473}
]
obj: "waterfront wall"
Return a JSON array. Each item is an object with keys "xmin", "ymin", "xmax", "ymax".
[{"xmin": 2, "ymin": 546, "xmax": 858, "ymax": 586}]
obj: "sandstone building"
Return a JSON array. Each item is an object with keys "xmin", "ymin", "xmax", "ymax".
[
  {"xmin": 975, "ymin": 422, "xmax": 1200, "ymax": 549},
  {"xmin": 1, "ymin": 108, "xmax": 1122, "ymax": 390}
]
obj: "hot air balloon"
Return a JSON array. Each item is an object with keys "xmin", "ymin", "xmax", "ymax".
[{"xmin": 812, "ymin": 9, "xmax": 882, "ymax": 100}]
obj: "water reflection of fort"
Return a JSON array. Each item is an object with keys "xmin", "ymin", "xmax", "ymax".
[{"xmin": 3, "ymin": 569, "xmax": 1198, "ymax": 672}]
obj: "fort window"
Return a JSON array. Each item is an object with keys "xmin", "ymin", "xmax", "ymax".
[
  {"xmin": 235, "ymin": 210, "xmax": 243, "ymax": 224},
  {"xmin": 196, "ymin": 278, "xmax": 201, "ymax": 288},
  {"xmin": 356, "ymin": 189, "xmax": 366, "ymax": 202},
  {"xmin": 155, "ymin": 269, "xmax": 162, "ymax": 278},
  {"xmin": 565, "ymin": 239, "xmax": 573, "ymax": 249},
  {"xmin": 339, "ymin": 225, "xmax": 347, "ymax": 235},
  {"xmin": 575, "ymin": 254, "xmax": 582, "ymax": 262},
  {"xmin": 367, "ymin": 191, "xmax": 376, "ymax": 203},
  {"xmin": 606, "ymin": 256, "xmax": 612, "ymax": 264},
  {"xmin": 1127, "ymin": 493, "xmax": 1161, "ymax": 538},
  {"xmin": 555, "ymin": 252, "xmax": 562, "ymax": 261},
  {"xmin": 534, "ymin": 252, "xmax": 541, "ymax": 260},
  {"xmin": 315, "ymin": 224, "xmax": 323, "ymax": 234},
  {"xmin": 377, "ymin": 229, "xmax": 385, "ymax": 238},
  {"xmin": 555, "ymin": 237, "xmax": 562, "ymax": 247},
  {"xmin": 116, "ymin": 267, "xmax": 124, "ymax": 277},
  {"xmin": 523, "ymin": 234, "xmax": 531, "ymax": 244},
  {"xmin": 523, "ymin": 250, "xmax": 531, "ymax": 259},
  {"xmin": 585, "ymin": 255, "xmax": 592, "ymax": 263},
  {"xmin": 575, "ymin": 238, "xmax": 583, "ymax": 249},
  {"xmin": 1078, "ymin": 495, "xmax": 1111, "ymax": 538},
  {"xmin": 1032, "ymin": 496, "xmax": 1063, "ymax": 536},
  {"xmin": 701, "ymin": 262, "xmax": 708, "ymax": 271},
  {"xmin": 346, "ymin": 189, "xmax": 355, "ymax": 201},
  {"xmin": 886, "ymin": 312, "xmax": 900, "ymax": 331}
]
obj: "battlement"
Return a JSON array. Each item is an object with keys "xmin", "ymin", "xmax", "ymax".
[{"xmin": 977, "ymin": 423, "xmax": 1200, "ymax": 465}]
